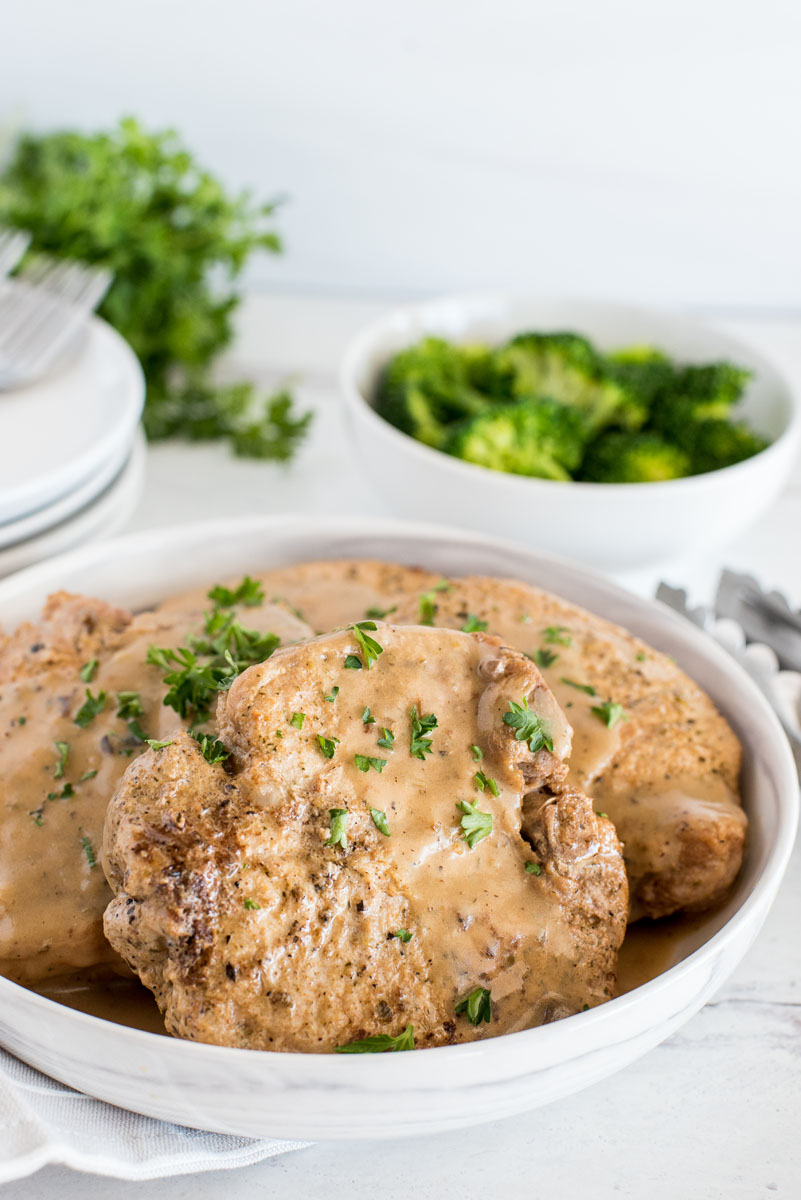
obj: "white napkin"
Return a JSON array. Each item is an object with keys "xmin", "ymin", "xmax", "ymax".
[{"xmin": 0, "ymin": 1047, "xmax": 308, "ymax": 1183}]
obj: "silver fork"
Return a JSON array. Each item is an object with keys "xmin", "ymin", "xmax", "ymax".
[{"xmin": 0, "ymin": 255, "xmax": 113, "ymax": 390}]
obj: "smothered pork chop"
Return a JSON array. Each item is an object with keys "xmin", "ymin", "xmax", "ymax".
[
  {"xmin": 103, "ymin": 625, "xmax": 627, "ymax": 1051},
  {"xmin": 182, "ymin": 560, "xmax": 744, "ymax": 921},
  {"xmin": 0, "ymin": 589, "xmax": 312, "ymax": 983}
]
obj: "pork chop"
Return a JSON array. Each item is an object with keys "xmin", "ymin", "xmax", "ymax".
[{"xmin": 103, "ymin": 624, "xmax": 627, "ymax": 1051}]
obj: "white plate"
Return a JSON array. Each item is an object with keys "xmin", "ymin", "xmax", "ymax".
[
  {"xmin": 0, "ymin": 317, "xmax": 144, "ymax": 524},
  {"xmin": 0, "ymin": 516, "xmax": 796, "ymax": 1141},
  {"xmin": 0, "ymin": 429, "xmax": 146, "ymax": 578}
]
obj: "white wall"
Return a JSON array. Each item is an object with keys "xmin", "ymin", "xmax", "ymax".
[{"xmin": 2, "ymin": 0, "xmax": 800, "ymax": 309}]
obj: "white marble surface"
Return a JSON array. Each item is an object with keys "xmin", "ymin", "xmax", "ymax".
[{"xmin": 6, "ymin": 292, "xmax": 801, "ymax": 1196}]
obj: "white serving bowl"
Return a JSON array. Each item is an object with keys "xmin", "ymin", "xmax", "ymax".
[
  {"xmin": 340, "ymin": 296, "xmax": 801, "ymax": 570},
  {"xmin": 0, "ymin": 515, "xmax": 796, "ymax": 1141}
]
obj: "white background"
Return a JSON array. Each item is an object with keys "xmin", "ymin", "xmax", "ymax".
[{"xmin": 2, "ymin": 0, "xmax": 800, "ymax": 309}]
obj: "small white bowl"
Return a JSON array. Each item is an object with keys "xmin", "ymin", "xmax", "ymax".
[
  {"xmin": 0, "ymin": 515, "xmax": 796, "ymax": 1141},
  {"xmin": 340, "ymin": 296, "xmax": 801, "ymax": 570}
]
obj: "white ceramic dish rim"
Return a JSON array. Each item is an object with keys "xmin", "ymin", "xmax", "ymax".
[
  {"xmin": 0, "ymin": 316, "xmax": 145, "ymax": 524},
  {"xmin": 0, "ymin": 514, "xmax": 797, "ymax": 1089},
  {"xmin": 340, "ymin": 293, "xmax": 801, "ymax": 497}
]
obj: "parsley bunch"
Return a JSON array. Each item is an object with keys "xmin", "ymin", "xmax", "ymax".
[{"xmin": 0, "ymin": 118, "xmax": 312, "ymax": 459}]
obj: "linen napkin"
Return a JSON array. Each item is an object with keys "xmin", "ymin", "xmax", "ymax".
[{"xmin": 0, "ymin": 1046, "xmax": 308, "ymax": 1183}]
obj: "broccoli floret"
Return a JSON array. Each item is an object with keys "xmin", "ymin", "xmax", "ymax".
[
  {"xmin": 606, "ymin": 344, "xmax": 677, "ymax": 414},
  {"xmin": 375, "ymin": 337, "xmax": 497, "ymax": 448},
  {"xmin": 444, "ymin": 398, "xmax": 587, "ymax": 481},
  {"xmin": 495, "ymin": 331, "xmax": 648, "ymax": 434},
  {"xmin": 650, "ymin": 361, "xmax": 752, "ymax": 441},
  {"xmin": 684, "ymin": 419, "xmax": 768, "ymax": 475},
  {"xmin": 579, "ymin": 432, "xmax": 690, "ymax": 483}
]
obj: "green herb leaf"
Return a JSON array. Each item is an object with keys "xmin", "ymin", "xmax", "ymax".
[
  {"xmin": 560, "ymin": 677, "xmax": 596, "ymax": 695},
  {"xmin": 635, "ymin": 651, "xmax": 647, "ymax": 662},
  {"xmin": 474, "ymin": 770, "xmax": 499, "ymax": 796},
  {"xmin": 116, "ymin": 691, "xmax": 144, "ymax": 721},
  {"xmin": 334, "ymin": 1024, "xmax": 415, "ymax": 1054},
  {"xmin": 471, "ymin": 744, "xmax": 483, "ymax": 761},
  {"xmin": 596, "ymin": 810, "xmax": 610, "ymax": 818},
  {"xmin": 79, "ymin": 769, "xmax": 98, "ymax": 782},
  {"xmin": 146, "ymin": 738, "xmax": 174, "ymax": 750},
  {"xmin": 409, "ymin": 706, "xmax": 438, "ymax": 759},
  {"xmin": 361, "ymin": 706, "xmax": 375, "ymax": 725},
  {"xmin": 29, "ymin": 806, "xmax": 44, "ymax": 826},
  {"xmin": 544, "ymin": 625, "xmax": 572, "ymax": 646},
  {"xmin": 326, "ymin": 807, "xmax": 349, "ymax": 849},
  {"xmin": 502, "ymin": 698, "xmax": 554, "ymax": 753},
  {"xmin": 53, "ymin": 740, "xmax": 70, "ymax": 779},
  {"xmin": 289, "ymin": 711, "xmax": 306, "ymax": 730},
  {"xmin": 350, "ymin": 622, "xmax": 384, "ymax": 670},
  {"xmin": 365, "ymin": 605, "xmax": 397, "ymax": 620},
  {"xmin": 208, "ymin": 576, "xmax": 265, "ymax": 608},
  {"xmin": 344, "ymin": 655, "xmax": 363, "ymax": 670},
  {"xmin": 79, "ymin": 831, "xmax": 97, "ymax": 870},
  {"xmin": 377, "ymin": 728, "xmax": 395, "ymax": 750},
  {"xmin": 531, "ymin": 647, "xmax": 559, "ymax": 669},
  {"xmin": 355, "ymin": 754, "xmax": 387, "ymax": 774},
  {"xmin": 80, "ymin": 659, "xmax": 99, "ymax": 683},
  {"xmin": 525, "ymin": 861, "xmax": 542, "ymax": 875},
  {"xmin": 392, "ymin": 929, "xmax": 412, "ymax": 942},
  {"xmin": 194, "ymin": 733, "xmax": 231, "ymax": 765},
  {"xmin": 590, "ymin": 700, "xmax": 627, "ymax": 729},
  {"xmin": 455, "ymin": 987, "xmax": 492, "ymax": 1025},
  {"xmin": 47, "ymin": 783, "xmax": 74, "ymax": 800},
  {"xmin": 75, "ymin": 689, "xmax": 108, "ymax": 728},
  {"xmin": 243, "ymin": 897, "xmax": 260, "ymax": 910},
  {"xmin": 370, "ymin": 807, "xmax": 391, "ymax": 835},
  {"xmin": 418, "ymin": 592, "xmax": 437, "ymax": 626},
  {"xmin": 324, "ymin": 686, "xmax": 340, "ymax": 702},
  {"xmin": 462, "ymin": 614, "xmax": 488, "ymax": 633},
  {"xmin": 317, "ymin": 735, "xmax": 340, "ymax": 759},
  {"xmin": 457, "ymin": 799, "xmax": 493, "ymax": 849}
]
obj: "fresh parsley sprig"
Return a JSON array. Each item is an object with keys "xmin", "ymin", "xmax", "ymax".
[
  {"xmin": 502, "ymin": 698, "xmax": 553, "ymax": 753},
  {"xmin": 591, "ymin": 699, "xmax": 627, "ymax": 728},
  {"xmin": 409, "ymin": 706, "xmax": 438, "ymax": 759},
  {"xmin": 334, "ymin": 1024, "xmax": 415, "ymax": 1054},
  {"xmin": 457, "ymin": 799, "xmax": 493, "ymax": 849},
  {"xmin": 349, "ymin": 622, "xmax": 384, "ymax": 670},
  {"xmin": 455, "ymin": 987, "xmax": 492, "ymax": 1025},
  {"xmin": 207, "ymin": 576, "xmax": 265, "ymax": 608}
]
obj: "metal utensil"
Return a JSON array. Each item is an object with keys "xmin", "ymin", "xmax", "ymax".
[{"xmin": 0, "ymin": 255, "xmax": 113, "ymax": 390}]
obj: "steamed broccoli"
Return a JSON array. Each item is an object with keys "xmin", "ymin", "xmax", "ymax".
[
  {"xmin": 683, "ymin": 419, "xmax": 768, "ymax": 475},
  {"xmin": 579, "ymin": 431, "xmax": 690, "ymax": 483},
  {"xmin": 607, "ymin": 344, "xmax": 677, "ymax": 414},
  {"xmin": 650, "ymin": 361, "xmax": 752, "ymax": 441},
  {"xmin": 375, "ymin": 337, "xmax": 499, "ymax": 448},
  {"xmin": 495, "ymin": 332, "xmax": 648, "ymax": 433},
  {"xmin": 443, "ymin": 398, "xmax": 587, "ymax": 481}
]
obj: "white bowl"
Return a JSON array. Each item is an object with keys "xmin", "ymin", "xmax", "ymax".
[
  {"xmin": 340, "ymin": 296, "xmax": 801, "ymax": 570},
  {"xmin": 0, "ymin": 515, "xmax": 796, "ymax": 1141}
]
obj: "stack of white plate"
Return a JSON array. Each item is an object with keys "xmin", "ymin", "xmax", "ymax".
[{"xmin": 0, "ymin": 316, "xmax": 146, "ymax": 577}]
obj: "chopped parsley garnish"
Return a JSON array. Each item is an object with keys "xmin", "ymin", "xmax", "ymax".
[
  {"xmin": 591, "ymin": 700, "xmax": 627, "ymax": 729},
  {"xmin": 324, "ymin": 686, "xmax": 340, "ymax": 702},
  {"xmin": 520, "ymin": 613, "xmax": 532, "ymax": 624},
  {"xmin": 289, "ymin": 711, "xmax": 306, "ymax": 730},
  {"xmin": 243, "ymin": 897, "xmax": 260, "ymax": 910},
  {"xmin": 502, "ymin": 698, "xmax": 554, "ymax": 753},
  {"xmin": 317, "ymin": 734, "xmax": 340, "ymax": 759},
  {"xmin": 471, "ymin": 744, "xmax": 483, "ymax": 761},
  {"xmin": 146, "ymin": 738, "xmax": 174, "ymax": 750},
  {"xmin": 462, "ymin": 614, "xmax": 488, "ymax": 633},
  {"xmin": 79, "ymin": 831, "xmax": 97, "ymax": 870},
  {"xmin": 392, "ymin": 929, "xmax": 412, "ymax": 942},
  {"xmin": 455, "ymin": 987, "xmax": 492, "ymax": 1025},
  {"xmin": 361, "ymin": 706, "xmax": 375, "ymax": 725},
  {"xmin": 596, "ymin": 810, "xmax": 610, "ymax": 819},
  {"xmin": 525, "ymin": 861, "xmax": 542, "ymax": 875},
  {"xmin": 457, "ymin": 799, "xmax": 493, "ymax": 849},
  {"xmin": 560, "ymin": 677, "xmax": 596, "ymax": 695},
  {"xmin": 326, "ymin": 807, "xmax": 349, "ymax": 849},
  {"xmin": 53, "ymin": 740, "xmax": 70, "ymax": 779},
  {"xmin": 349, "ymin": 622, "xmax": 384, "ymax": 670},
  {"xmin": 47, "ymin": 783, "xmax": 74, "ymax": 800},
  {"xmin": 636, "ymin": 651, "xmax": 647, "ymax": 662},
  {"xmin": 377, "ymin": 728, "xmax": 395, "ymax": 750},
  {"xmin": 544, "ymin": 625, "xmax": 572, "ymax": 646},
  {"xmin": 79, "ymin": 769, "xmax": 98, "ymax": 782},
  {"xmin": 355, "ymin": 754, "xmax": 387, "ymax": 774},
  {"xmin": 531, "ymin": 647, "xmax": 558, "ymax": 669},
  {"xmin": 194, "ymin": 733, "xmax": 231, "ymax": 764},
  {"xmin": 334, "ymin": 1024, "xmax": 415, "ymax": 1054},
  {"xmin": 80, "ymin": 659, "xmax": 99, "ymax": 683},
  {"xmin": 75, "ymin": 689, "xmax": 108, "ymax": 728},
  {"xmin": 409, "ymin": 706, "xmax": 437, "ymax": 759},
  {"xmin": 474, "ymin": 770, "xmax": 499, "ymax": 796},
  {"xmin": 418, "ymin": 593, "xmax": 437, "ymax": 626},
  {"xmin": 17, "ymin": 716, "xmax": 26, "ymax": 725},
  {"xmin": 344, "ymin": 655, "xmax": 363, "ymax": 670},
  {"xmin": 29, "ymin": 806, "xmax": 44, "ymax": 826},
  {"xmin": 365, "ymin": 604, "xmax": 397, "ymax": 620},
  {"xmin": 207, "ymin": 575, "xmax": 265, "ymax": 608},
  {"xmin": 370, "ymin": 807, "xmax": 391, "ymax": 835},
  {"xmin": 146, "ymin": 645, "xmax": 237, "ymax": 721},
  {"xmin": 116, "ymin": 691, "xmax": 145, "ymax": 721},
  {"xmin": 189, "ymin": 608, "xmax": 280, "ymax": 667}
]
